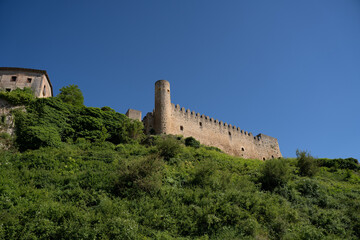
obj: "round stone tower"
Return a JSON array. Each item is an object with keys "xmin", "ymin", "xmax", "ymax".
[{"xmin": 154, "ymin": 80, "xmax": 171, "ymax": 134}]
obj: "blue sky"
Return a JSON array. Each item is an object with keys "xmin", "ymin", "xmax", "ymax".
[{"xmin": 1, "ymin": 0, "xmax": 359, "ymax": 159}]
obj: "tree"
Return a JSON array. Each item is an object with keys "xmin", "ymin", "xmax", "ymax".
[
  {"xmin": 259, "ymin": 158, "xmax": 290, "ymax": 191},
  {"xmin": 185, "ymin": 136, "xmax": 200, "ymax": 148},
  {"xmin": 296, "ymin": 150, "xmax": 318, "ymax": 177},
  {"xmin": 57, "ymin": 85, "xmax": 84, "ymax": 106},
  {"xmin": 155, "ymin": 136, "xmax": 182, "ymax": 160}
]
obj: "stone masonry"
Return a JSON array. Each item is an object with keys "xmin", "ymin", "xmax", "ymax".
[
  {"xmin": 0, "ymin": 67, "xmax": 53, "ymax": 98},
  {"xmin": 140, "ymin": 80, "xmax": 282, "ymax": 160}
]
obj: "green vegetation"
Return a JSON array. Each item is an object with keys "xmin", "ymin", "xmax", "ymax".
[
  {"xmin": 11, "ymin": 86, "xmax": 144, "ymax": 151},
  {"xmin": 296, "ymin": 150, "xmax": 318, "ymax": 177},
  {"xmin": 185, "ymin": 136, "xmax": 200, "ymax": 148},
  {"xmin": 259, "ymin": 158, "xmax": 290, "ymax": 191},
  {"xmin": 0, "ymin": 87, "xmax": 359, "ymax": 239},
  {"xmin": 0, "ymin": 87, "xmax": 35, "ymax": 105},
  {"xmin": 57, "ymin": 84, "xmax": 84, "ymax": 106}
]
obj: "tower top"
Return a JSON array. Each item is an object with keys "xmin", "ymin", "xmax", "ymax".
[{"xmin": 155, "ymin": 80, "xmax": 169, "ymax": 85}]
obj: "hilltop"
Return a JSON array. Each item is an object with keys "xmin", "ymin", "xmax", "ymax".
[{"xmin": 0, "ymin": 87, "xmax": 359, "ymax": 239}]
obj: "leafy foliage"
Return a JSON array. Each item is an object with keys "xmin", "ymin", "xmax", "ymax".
[
  {"xmin": 259, "ymin": 158, "xmax": 290, "ymax": 191},
  {"xmin": 14, "ymin": 97, "xmax": 144, "ymax": 151},
  {"xmin": 0, "ymin": 87, "xmax": 35, "ymax": 105},
  {"xmin": 113, "ymin": 155, "xmax": 164, "ymax": 196},
  {"xmin": 185, "ymin": 136, "xmax": 200, "ymax": 148},
  {"xmin": 0, "ymin": 140, "xmax": 359, "ymax": 239},
  {"xmin": 57, "ymin": 84, "xmax": 84, "ymax": 106},
  {"xmin": 296, "ymin": 149, "xmax": 318, "ymax": 177},
  {"xmin": 155, "ymin": 135, "xmax": 183, "ymax": 160},
  {"xmin": 318, "ymin": 157, "xmax": 359, "ymax": 170}
]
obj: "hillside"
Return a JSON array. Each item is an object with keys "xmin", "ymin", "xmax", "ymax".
[{"xmin": 0, "ymin": 87, "xmax": 359, "ymax": 239}]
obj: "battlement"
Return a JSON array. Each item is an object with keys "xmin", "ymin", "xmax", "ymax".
[
  {"xmin": 143, "ymin": 79, "xmax": 282, "ymax": 160},
  {"xmin": 171, "ymin": 103, "xmax": 258, "ymax": 140}
]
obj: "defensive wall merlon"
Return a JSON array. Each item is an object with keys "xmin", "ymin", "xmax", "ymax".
[
  {"xmin": 137, "ymin": 80, "xmax": 282, "ymax": 160},
  {"xmin": 142, "ymin": 105, "xmax": 277, "ymax": 143},
  {"xmin": 170, "ymin": 103, "xmax": 262, "ymax": 140}
]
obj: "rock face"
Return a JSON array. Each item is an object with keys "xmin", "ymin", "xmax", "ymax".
[
  {"xmin": 0, "ymin": 99, "xmax": 24, "ymax": 136},
  {"xmin": 0, "ymin": 99, "xmax": 25, "ymax": 150},
  {"xmin": 142, "ymin": 80, "xmax": 282, "ymax": 160},
  {"xmin": 0, "ymin": 67, "xmax": 53, "ymax": 98}
]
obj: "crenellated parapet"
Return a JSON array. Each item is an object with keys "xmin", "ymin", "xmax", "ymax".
[
  {"xmin": 171, "ymin": 102, "xmax": 259, "ymax": 140},
  {"xmin": 145, "ymin": 79, "xmax": 282, "ymax": 160}
]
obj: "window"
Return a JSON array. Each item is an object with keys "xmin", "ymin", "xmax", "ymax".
[
  {"xmin": 180, "ymin": 126, "xmax": 184, "ymax": 131},
  {"xmin": 43, "ymin": 86, "xmax": 46, "ymax": 96},
  {"xmin": 11, "ymin": 76, "xmax": 17, "ymax": 82},
  {"xmin": 27, "ymin": 78, "xmax": 32, "ymax": 83},
  {"xmin": 6, "ymin": 88, "xmax": 11, "ymax": 92},
  {"xmin": 199, "ymin": 122, "xmax": 202, "ymax": 127},
  {"xmin": 241, "ymin": 147, "xmax": 245, "ymax": 151},
  {"xmin": 167, "ymin": 89, "xmax": 170, "ymax": 93},
  {"xmin": 263, "ymin": 157, "xmax": 266, "ymax": 160},
  {"xmin": 228, "ymin": 131, "xmax": 231, "ymax": 136}
]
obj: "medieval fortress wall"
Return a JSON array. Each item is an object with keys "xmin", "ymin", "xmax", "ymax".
[{"xmin": 143, "ymin": 80, "xmax": 282, "ymax": 160}]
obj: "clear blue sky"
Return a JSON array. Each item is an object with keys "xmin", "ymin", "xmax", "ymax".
[{"xmin": 1, "ymin": 0, "xmax": 359, "ymax": 159}]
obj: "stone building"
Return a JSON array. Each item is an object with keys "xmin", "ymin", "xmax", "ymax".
[
  {"xmin": 0, "ymin": 67, "xmax": 53, "ymax": 98},
  {"xmin": 136, "ymin": 80, "xmax": 282, "ymax": 160}
]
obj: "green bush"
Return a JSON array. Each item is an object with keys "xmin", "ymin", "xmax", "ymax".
[
  {"xmin": 57, "ymin": 84, "xmax": 84, "ymax": 106},
  {"xmin": 258, "ymin": 158, "xmax": 290, "ymax": 191},
  {"xmin": 113, "ymin": 155, "xmax": 164, "ymax": 196},
  {"xmin": 185, "ymin": 136, "xmax": 200, "ymax": 148},
  {"xmin": 0, "ymin": 87, "xmax": 35, "ymax": 105},
  {"xmin": 155, "ymin": 135, "xmax": 182, "ymax": 160},
  {"xmin": 296, "ymin": 150, "xmax": 318, "ymax": 177},
  {"xmin": 0, "ymin": 142, "xmax": 359, "ymax": 239},
  {"xmin": 17, "ymin": 125, "xmax": 62, "ymax": 150},
  {"xmin": 318, "ymin": 158, "xmax": 359, "ymax": 170},
  {"xmin": 12, "ymin": 91, "xmax": 144, "ymax": 151}
]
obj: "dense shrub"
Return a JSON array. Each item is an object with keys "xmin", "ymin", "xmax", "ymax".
[
  {"xmin": 185, "ymin": 136, "xmax": 200, "ymax": 148},
  {"xmin": 155, "ymin": 135, "xmax": 182, "ymax": 160},
  {"xmin": 318, "ymin": 157, "xmax": 359, "ymax": 170},
  {"xmin": 113, "ymin": 155, "xmax": 164, "ymax": 196},
  {"xmin": 17, "ymin": 125, "xmax": 62, "ymax": 150},
  {"xmin": 57, "ymin": 84, "xmax": 84, "ymax": 106},
  {"xmin": 13, "ymin": 94, "xmax": 144, "ymax": 151},
  {"xmin": 296, "ymin": 149, "xmax": 318, "ymax": 177},
  {"xmin": 259, "ymin": 158, "xmax": 290, "ymax": 191},
  {"xmin": 0, "ymin": 143, "xmax": 359, "ymax": 239},
  {"xmin": 0, "ymin": 87, "xmax": 35, "ymax": 105}
]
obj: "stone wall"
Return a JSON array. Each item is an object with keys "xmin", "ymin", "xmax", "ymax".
[
  {"xmin": 143, "ymin": 80, "xmax": 282, "ymax": 160},
  {"xmin": 167, "ymin": 104, "xmax": 281, "ymax": 159},
  {"xmin": 0, "ymin": 68, "xmax": 52, "ymax": 98},
  {"xmin": 126, "ymin": 109, "xmax": 142, "ymax": 121}
]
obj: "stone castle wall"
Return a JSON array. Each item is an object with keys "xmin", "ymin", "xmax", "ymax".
[
  {"xmin": 143, "ymin": 80, "xmax": 282, "ymax": 160},
  {"xmin": 167, "ymin": 104, "xmax": 281, "ymax": 159}
]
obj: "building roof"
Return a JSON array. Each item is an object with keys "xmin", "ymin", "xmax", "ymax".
[{"xmin": 0, "ymin": 67, "xmax": 54, "ymax": 96}]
